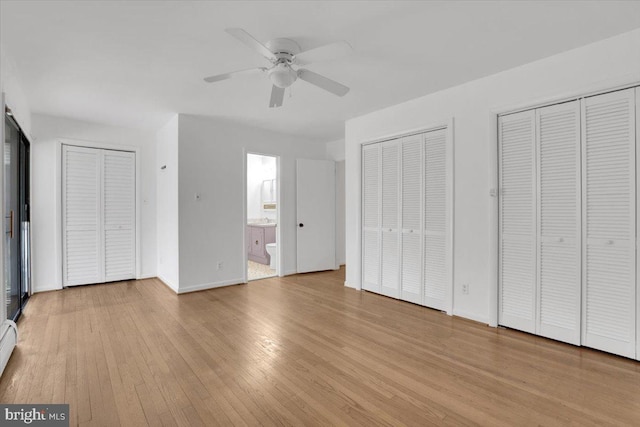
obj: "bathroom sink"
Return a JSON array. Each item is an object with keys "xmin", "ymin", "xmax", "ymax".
[{"xmin": 248, "ymin": 222, "xmax": 276, "ymax": 227}]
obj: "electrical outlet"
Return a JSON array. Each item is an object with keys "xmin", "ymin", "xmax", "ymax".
[
  {"xmin": 462, "ymin": 283, "xmax": 469, "ymax": 295},
  {"xmin": 217, "ymin": 261, "xmax": 223, "ymax": 270}
]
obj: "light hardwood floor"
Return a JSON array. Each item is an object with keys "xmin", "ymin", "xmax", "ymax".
[{"xmin": 1, "ymin": 267, "xmax": 640, "ymax": 426}]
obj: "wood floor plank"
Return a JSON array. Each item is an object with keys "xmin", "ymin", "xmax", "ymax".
[{"xmin": 2, "ymin": 268, "xmax": 640, "ymax": 426}]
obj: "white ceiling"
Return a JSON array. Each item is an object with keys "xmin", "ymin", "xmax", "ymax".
[{"xmin": 2, "ymin": 1, "xmax": 640, "ymax": 143}]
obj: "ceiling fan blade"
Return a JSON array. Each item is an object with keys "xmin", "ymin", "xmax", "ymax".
[
  {"xmin": 203, "ymin": 67, "xmax": 266, "ymax": 83},
  {"xmin": 225, "ymin": 28, "xmax": 277, "ymax": 63},
  {"xmin": 295, "ymin": 41, "xmax": 352, "ymax": 66},
  {"xmin": 297, "ymin": 69, "xmax": 350, "ymax": 97},
  {"xmin": 269, "ymin": 85, "xmax": 285, "ymax": 108}
]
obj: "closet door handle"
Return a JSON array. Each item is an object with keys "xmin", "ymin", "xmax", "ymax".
[{"xmin": 9, "ymin": 210, "xmax": 13, "ymax": 239}]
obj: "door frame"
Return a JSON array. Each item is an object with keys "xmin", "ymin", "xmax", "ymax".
[
  {"xmin": 489, "ymin": 78, "xmax": 640, "ymax": 329},
  {"xmin": 0, "ymin": 95, "xmax": 5, "ymax": 322},
  {"xmin": 56, "ymin": 139, "xmax": 141, "ymax": 287},
  {"xmin": 3, "ymin": 102, "xmax": 32, "ymax": 320},
  {"xmin": 636, "ymin": 86, "xmax": 640, "ymax": 361},
  {"xmin": 242, "ymin": 150, "xmax": 282, "ymax": 282}
]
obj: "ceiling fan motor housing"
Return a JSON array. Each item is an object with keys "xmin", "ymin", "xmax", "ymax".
[{"xmin": 265, "ymin": 38, "xmax": 301, "ymax": 62}]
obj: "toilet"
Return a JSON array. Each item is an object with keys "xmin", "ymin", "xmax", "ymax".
[{"xmin": 265, "ymin": 243, "xmax": 277, "ymax": 270}]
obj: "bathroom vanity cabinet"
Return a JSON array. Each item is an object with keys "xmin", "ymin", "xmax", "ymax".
[{"xmin": 247, "ymin": 224, "xmax": 276, "ymax": 265}]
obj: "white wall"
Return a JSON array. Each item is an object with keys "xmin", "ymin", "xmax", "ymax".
[
  {"xmin": 31, "ymin": 114, "xmax": 157, "ymax": 292},
  {"xmin": 325, "ymin": 139, "xmax": 345, "ymax": 162},
  {"xmin": 345, "ymin": 28, "xmax": 640, "ymax": 324},
  {"xmin": 177, "ymin": 114, "xmax": 326, "ymax": 292},
  {"xmin": 1, "ymin": 45, "xmax": 31, "ymax": 136},
  {"xmin": 247, "ymin": 154, "xmax": 276, "ymax": 222},
  {"xmin": 156, "ymin": 115, "xmax": 179, "ymax": 290}
]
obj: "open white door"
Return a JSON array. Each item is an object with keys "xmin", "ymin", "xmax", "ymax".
[{"xmin": 296, "ymin": 159, "xmax": 336, "ymax": 273}]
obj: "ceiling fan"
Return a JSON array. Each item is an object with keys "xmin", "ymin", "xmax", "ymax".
[{"xmin": 204, "ymin": 28, "xmax": 352, "ymax": 108}]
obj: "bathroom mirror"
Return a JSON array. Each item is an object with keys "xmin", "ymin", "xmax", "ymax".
[{"xmin": 261, "ymin": 179, "xmax": 276, "ymax": 203}]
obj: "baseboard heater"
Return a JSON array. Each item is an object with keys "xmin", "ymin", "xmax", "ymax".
[{"xmin": 0, "ymin": 320, "xmax": 18, "ymax": 377}]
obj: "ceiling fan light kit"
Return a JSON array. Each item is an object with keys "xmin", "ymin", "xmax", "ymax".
[
  {"xmin": 204, "ymin": 28, "xmax": 351, "ymax": 108},
  {"xmin": 268, "ymin": 63, "xmax": 297, "ymax": 89}
]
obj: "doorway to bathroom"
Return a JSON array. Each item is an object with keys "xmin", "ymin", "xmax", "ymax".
[{"xmin": 246, "ymin": 152, "xmax": 279, "ymax": 281}]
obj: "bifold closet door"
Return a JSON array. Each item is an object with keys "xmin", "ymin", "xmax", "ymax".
[
  {"xmin": 380, "ymin": 140, "xmax": 400, "ymax": 298},
  {"xmin": 63, "ymin": 146, "xmax": 136, "ymax": 287},
  {"xmin": 103, "ymin": 150, "xmax": 136, "ymax": 282},
  {"xmin": 63, "ymin": 146, "xmax": 102, "ymax": 286},
  {"xmin": 536, "ymin": 101, "xmax": 581, "ymax": 345},
  {"xmin": 582, "ymin": 89, "xmax": 636, "ymax": 358},
  {"xmin": 362, "ymin": 144, "xmax": 381, "ymax": 292},
  {"xmin": 499, "ymin": 110, "xmax": 536, "ymax": 333},
  {"xmin": 423, "ymin": 129, "xmax": 449, "ymax": 310},
  {"xmin": 400, "ymin": 135, "xmax": 423, "ymax": 304}
]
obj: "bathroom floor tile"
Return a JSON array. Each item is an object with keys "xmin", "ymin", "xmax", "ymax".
[{"xmin": 248, "ymin": 260, "xmax": 276, "ymax": 281}]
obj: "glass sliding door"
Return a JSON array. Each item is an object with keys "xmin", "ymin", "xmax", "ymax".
[
  {"xmin": 19, "ymin": 130, "xmax": 30, "ymax": 310},
  {"xmin": 4, "ymin": 112, "xmax": 30, "ymax": 321}
]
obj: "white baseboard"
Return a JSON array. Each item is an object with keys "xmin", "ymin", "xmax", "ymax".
[
  {"xmin": 452, "ymin": 308, "xmax": 489, "ymax": 325},
  {"xmin": 178, "ymin": 278, "xmax": 244, "ymax": 294},
  {"xmin": 32, "ymin": 284, "xmax": 62, "ymax": 293},
  {"xmin": 284, "ymin": 269, "xmax": 297, "ymax": 276},
  {"xmin": 156, "ymin": 275, "xmax": 179, "ymax": 293},
  {"xmin": 34, "ymin": 276, "xmax": 154, "ymax": 293},
  {"xmin": 344, "ymin": 281, "xmax": 360, "ymax": 290}
]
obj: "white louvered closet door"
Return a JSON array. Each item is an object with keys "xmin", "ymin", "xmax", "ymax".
[
  {"xmin": 536, "ymin": 101, "xmax": 581, "ymax": 345},
  {"xmin": 423, "ymin": 128, "xmax": 448, "ymax": 311},
  {"xmin": 380, "ymin": 140, "xmax": 400, "ymax": 298},
  {"xmin": 63, "ymin": 146, "xmax": 136, "ymax": 287},
  {"xmin": 362, "ymin": 144, "xmax": 381, "ymax": 292},
  {"xmin": 63, "ymin": 146, "xmax": 102, "ymax": 286},
  {"xmin": 103, "ymin": 150, "xmax": 136, "ymax": 282},
  {"xmin": 400, "ymin": 135, "xmax": 423, "ymax": 304},
  {"xmin": 582, "ymin": 89, "xmax": 636, "ymax": 358},
  {"xmin": 499, "ymin": 110, "xmax": 537, "ymax": 333}
]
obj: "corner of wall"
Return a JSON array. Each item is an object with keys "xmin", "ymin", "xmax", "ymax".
[
  {"xmin": 156, "ymin": 274, "xmax": 179, "ymax": 294},
  {"xmin": 156, "ymin": 114, "xmax": 180, "ymax": 288}
]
